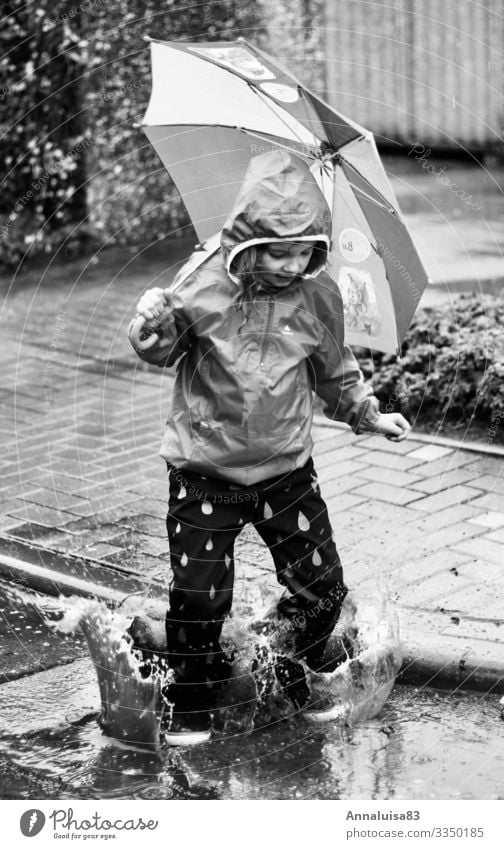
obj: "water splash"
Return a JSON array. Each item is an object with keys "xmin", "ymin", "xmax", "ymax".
[
  {"xmin": 42, "ymin": 584, "xmax": 401, "ymax": 747},
  {"xmin": 50, "ymin": 598, "xmax": 172, "ymax": 750},
  {"xmin": 305, "ymin": 590, "xmax": 402, "ymax": 725},
  {"xmin": 218, "ymin": 585, "xmax": 402, "ymax": 732}
]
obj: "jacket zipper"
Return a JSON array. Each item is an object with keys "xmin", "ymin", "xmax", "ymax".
[{"xmin": 259, "ymin": 300, "xmax": 274, "ymax": 369}]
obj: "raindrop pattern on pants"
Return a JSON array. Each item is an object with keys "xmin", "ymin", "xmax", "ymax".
[{"xmin": 164, "ymin": 459, "xmax": 347, "ymax": 712}]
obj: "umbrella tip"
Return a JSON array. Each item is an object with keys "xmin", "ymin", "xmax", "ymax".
[{"xmin": 143, "ymin": 34, "xmax": 153, "ymax": 43}]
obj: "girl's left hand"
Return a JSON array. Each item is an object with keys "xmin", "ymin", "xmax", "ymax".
[{"xmin": 374, "ymin": 413, "xmax": 411, "ymax": 442}]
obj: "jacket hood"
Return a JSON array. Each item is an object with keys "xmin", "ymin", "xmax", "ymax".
[{"xmin": 221, "ymin": 150, "xmax": 332, "ymax": 283}]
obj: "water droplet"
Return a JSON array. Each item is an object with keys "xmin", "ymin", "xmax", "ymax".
[
  {"xmin": 175, "ymin": 522, "xmax": 181, "ymax": 534},
  {"xmin": 209, "ymin": 585, "xmax": 216, "ymax": 600},
  {"xmin": 201, "ymin": 501, "xmax": 213, "ymax": 515},
  {"xmin": 298, "ymin": 511, "xmax": 310, "ymax": 531},
  {"xmin": 264, "ymin": 501, "xmax": 273, "ymax": 520},
  {"xmin": 180, "ymin": 552, "xmax": 188, "ymax": 567},
  {"xmin": 224, "ymin": 553, "xmax": 231, "ymax": 570},
  {"xmin": 312, "ymin": 549, "xmax": 322, "ymax": 566},
  {"xmin": 205, "ymin": 536, "xmax": 213, "ymax": 551},
  {"xmin": 178, "ymin": 486, "xmax": 186, "ymax": 499},
  {"xmin": 238, "ymin": 518, "xmax": 244, "ymax": 525}
]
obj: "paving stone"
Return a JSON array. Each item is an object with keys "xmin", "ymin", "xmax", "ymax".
[
  {"xmin": 352, "ymin": 464, "xmax": 422, "ymax": 488},
  {"xmin": 453, "ymin": 535, "xmax": 504, "ymax": 564},
  {"xmin": 128, "ymin": 534, "xmax": 170, "ymax": 557},
  {"xmin": 433, "ymin": 584, "xmax": 504, "ymax": 620},
  {"xmin": 468, "ymin": 511, "xmax": 504, "ymax": 529},
  {"xmin": 68, "ymin": 492, "xmax": 137, "ymax": 517},
  {"xmin": 326, "ymin": 493, "xmax": 367, "ymax": 514},
  {"xmin": 409, "ymin": 466, "xmax": 486, "ymax": 494},
  {"xmin": 409, "ymin": 485, "xmax": 483, "ymax": 513},
  {"xmin": 351, "ymin": 481, "xmax": 424, "ymax": 506},
  {"xmin": 352, "ymin": 500, "xmax": 420, "ymax": 525},
  {"xmin": 407, "ymin": 444, "xmax": 455, "ymax": 462},
  {"xmin": 411, "ymin": 502, "xmax": 482, "ymax": 531},
  {"xmin": 4, "ymin": 521, "xmax": 66, "ymax": 542},
  {"xmin": 467, "ymin": 474, "xmax": 504, "ymax": 494},
  {"xmin": 7, "ymin": 504, "xmax": 75, "ymax": 526},
  {"xmin": 19, "ymin": 487, "xmax": 88, "ymax": 512},
  {"xmin": 314, "ymin": 444, "xmax": 365, "ymax": 467},
  {"xmin": 351, "ymin": 450, "xmax": 421, "ymax": 471},
  {"xmin": 127, "ymin": 514, "xmax": 165, "ymax": 536},
  {"xmin": 390, "ymin": 549, "xmax": 471, "ymax": 587},
  {"xmin": 73, "ymin": 542, "xmax": 125, "ymax": 560},
  {"xmin": 396, "ymin": 570, "xmax": 473, "ymax": 607},
  {"xmin": 467, "ymin": 492, "xmax": 504, "ymax": 514},
  {"xmin": 313, "ymin": 434, "xmax": 363, "ymax": 456},
  {"xmin": 352, "ymin": 435, "xmax": 423, "ymax": 455},
  {"xmin": 311, "ymin": 427, "xmax": 355, "ymax": 446},
  {"xmin": 482, "ymin": 527, "xmax": 504, "ymax": 544},
  {"xmin": 456, "ymin": 558, "xmax": 504, "ymax": 586},
  {"xmin": 421, "ymin": 521, "xmax": 486, "ymax": 550},
  {"xmin": 315, "ymin": 459, "xmax": 364, "ymax": 483},
  {"xmin": 409, "ymin": 452, "xmax": 481, "ymax": 478}
]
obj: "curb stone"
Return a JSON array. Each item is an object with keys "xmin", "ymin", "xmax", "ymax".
[{"xmin": 1, "ymin": 536, "xmax": 503, "ymax": 695}]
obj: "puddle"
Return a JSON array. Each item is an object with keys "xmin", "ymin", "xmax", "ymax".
[
  {"xmin": 0, "ymin": 585, "xmax": 502, "ymax": 799},
  {"xmin": 0, "ymin": 679, "xmax": 502, "ymax": 800}
]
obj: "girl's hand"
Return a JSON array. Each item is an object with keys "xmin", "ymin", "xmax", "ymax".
[
  {"xmin": 374, "ymin": 413, "xmax": 411, "ymax": 442},
  {"xmin": 136, "ymin": 287, "xmax": 173, "ymax": 325}
]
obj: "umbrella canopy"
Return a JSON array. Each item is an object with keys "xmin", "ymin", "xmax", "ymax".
[{"xmin": 141, "ymin": 38, "xmax": 428, "ymax": 353}]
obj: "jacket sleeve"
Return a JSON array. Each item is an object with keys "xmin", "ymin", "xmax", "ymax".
[
  {"xmin": 307, "ymin": 285, "xmax": 381, "ymax": 434},
  {"xmin": 128, "ymin": 288, "xmax": 192, "ymax": 368}
]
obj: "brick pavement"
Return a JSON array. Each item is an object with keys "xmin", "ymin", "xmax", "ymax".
[{"xmin": 2, "ymin": 243, "xmax": 504, "ymax": 690}]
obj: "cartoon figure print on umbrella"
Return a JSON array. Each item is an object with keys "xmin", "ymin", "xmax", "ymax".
[{"xmin": 128, "ymin": 150, "xmax": 411, "ymax": 747}]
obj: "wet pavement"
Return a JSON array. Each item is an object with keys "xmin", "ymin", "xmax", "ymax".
[{"xmin": 385, "ymin": 155, "xmax": 504, "ymax": 301}]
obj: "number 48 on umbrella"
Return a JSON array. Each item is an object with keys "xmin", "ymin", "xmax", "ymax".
[{"xmin": 140, "ymin": 37, "xmax": 429, "ymax": 354}]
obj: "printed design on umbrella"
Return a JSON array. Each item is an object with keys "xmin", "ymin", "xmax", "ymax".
[
  {"xmin": 188, "ymin": 45, "xmax": 275, "ymax": 80},
  {"xmin": 260, "ymin": 83, "xmax": 299, "ymax": 103},
  {"xmin": 338, "ymin": 267, "xmax": 383, "ymax": 337}
]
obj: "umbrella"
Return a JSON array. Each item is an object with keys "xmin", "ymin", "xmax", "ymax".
[{"xmin": 139, "ymin": 37, "xmax": 429, "ymax": 354}]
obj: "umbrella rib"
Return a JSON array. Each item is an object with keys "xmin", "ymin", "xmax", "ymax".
[
  {"xmin": 336, "ymin": 185, "xmax": 378, "ymax": 246},
  {"xmin": 343, "ymin": 172, "xmax": 393, "ymax": 214},
  {"xmin": 249, "ymin": 83, "xmax": 314, "ymax": 147},
  {"xmin": 241, "ymin": 128, "xmax": 316, "ymax": 159},
  {"xmin": 341, "ymin": 157, "xmax": 398, "ymax": 216}
]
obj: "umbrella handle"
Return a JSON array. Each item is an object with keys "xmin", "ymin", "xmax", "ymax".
[{"xmin": 130, "ymin": 315, "xmax": 160, "ymax": 352}]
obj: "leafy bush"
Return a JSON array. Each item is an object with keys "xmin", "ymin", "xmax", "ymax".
[
  {"xmin": 0, "ymin": 0, "xmax": 261, "ymax": 270},
  {"xmin": 362, "ymin": 294, "xmax": 504, "ymax": 427}
]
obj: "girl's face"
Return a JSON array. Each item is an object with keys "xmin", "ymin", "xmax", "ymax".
[{"xmin": 257, "ymin": 242, "xmax": 314, "ymax": 288}]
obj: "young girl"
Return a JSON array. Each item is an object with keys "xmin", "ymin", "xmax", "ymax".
[{"xmin": 129, "ymin": 150, "xmax": 410, "ymax": 745}]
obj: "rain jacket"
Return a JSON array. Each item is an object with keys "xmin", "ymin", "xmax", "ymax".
[{"xmin": 129, "ymin": 150, "xmax": 380, "ymax": 485}]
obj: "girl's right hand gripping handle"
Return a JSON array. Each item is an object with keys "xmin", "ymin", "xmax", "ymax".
[{"xmin": 129, "ymin": 315, "xmax": 160, "ymax": 352}]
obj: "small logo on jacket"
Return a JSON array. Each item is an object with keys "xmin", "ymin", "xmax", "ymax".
[
  {"xmin": 281, "ymin": 324, "xmax": 293, "ymax": 336},
  {"xmin": 20, "ymin": 810, "xmax": 46, "ymax": 837}
]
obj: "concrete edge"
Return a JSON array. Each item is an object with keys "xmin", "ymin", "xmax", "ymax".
[
  {"xmin": 0, "ymin": 536, "xmax": 169, "ymax": 617},
  {"xmin": 2, "ymin": 543, "xmax": 503, "ymax": 695}
]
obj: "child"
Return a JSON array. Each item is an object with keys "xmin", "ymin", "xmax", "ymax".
[{"xmin": 129, "ymin": 150, "xmax": 410, "ymax": 745}]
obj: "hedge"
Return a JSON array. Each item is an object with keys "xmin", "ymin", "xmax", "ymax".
[{"xmin": 360, "ymin": 293, "xmax": 504, "ymax": 428}]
